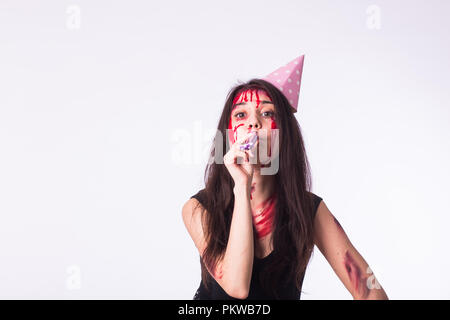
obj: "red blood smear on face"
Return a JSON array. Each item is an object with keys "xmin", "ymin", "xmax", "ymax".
[
  {"xmin": 268, "ymin": 117, "xmax": 277, "ymax": 157},
  {"xmin": 230, "ymin": 90, "xmax": 250, "ymax": 143},
  {"xmin": 233, "ymin": 123, "xmax": 244, "ymax": 143},
  {"xmin": 234, "ymin": 124, "xmax": 244, "ymax": 133},
  {"xmin": 230, "ymin": 89, "xmax": 268, "ymax": 143},
  {"xmin": 270, "ymin": 118, "xmax": 277, "ymax": 129},
  {"xmin": 228, "ymin": 116, "xmax": 234, "ymax": 144}
]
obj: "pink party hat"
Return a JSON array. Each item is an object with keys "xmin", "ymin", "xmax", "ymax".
[{"xmin": 262, "ymin": 54, "xmax": 304, "ymax": 113}]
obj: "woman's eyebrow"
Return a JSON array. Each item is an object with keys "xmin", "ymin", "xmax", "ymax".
[{"xmin": 232, "ymin": 100, "xmax": 274, "ymax": 108}]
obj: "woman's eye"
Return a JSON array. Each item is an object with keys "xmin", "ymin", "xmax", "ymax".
[{"xmin": 234, "ymin": 111, "xmax": 274, "ymax": 119}]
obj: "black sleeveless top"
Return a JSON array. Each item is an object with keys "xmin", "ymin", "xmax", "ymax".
[{"xmin": 190, "ymin": 189, "xmax": 323, "ymax": 300}]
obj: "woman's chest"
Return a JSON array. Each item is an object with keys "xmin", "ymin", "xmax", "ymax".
[{"xmin": 254, "ymin": 232, "xmax": 274, "ymax": 259}]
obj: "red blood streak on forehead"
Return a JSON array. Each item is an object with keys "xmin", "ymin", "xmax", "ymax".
[
  {"xmin": 255, "ymin": 90, "xmax": 261, "ymax": 109},
  {"xmin": 231, "ymin": 89, "xmax": 268, "ymax": 111},
  {"xmin": 231, "ymin": 90, "xmax": 247, "ymax": 107}
]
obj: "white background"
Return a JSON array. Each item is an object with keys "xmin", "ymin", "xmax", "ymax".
[{"xmin": 0, "ymin": 0, "xmax": 449, "ymax": 299}]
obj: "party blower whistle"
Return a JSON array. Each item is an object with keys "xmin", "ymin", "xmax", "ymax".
[{"xmin": 239, "ymin": 131, "xmax": 259, "ymax": 151}]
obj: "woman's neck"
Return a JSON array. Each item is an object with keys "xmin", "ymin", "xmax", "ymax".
[
  {"xmin": 249, "ymin": 165, "xmax": 276, "ymax": 207},
  {"xmin": 249, "ymin": 165, "xmax": 277, "ymax": 239}
]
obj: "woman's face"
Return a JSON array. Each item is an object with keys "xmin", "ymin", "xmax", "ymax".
[{"xmin": 228, "ymin": 89, "xmax": 278, "ymax": 164}]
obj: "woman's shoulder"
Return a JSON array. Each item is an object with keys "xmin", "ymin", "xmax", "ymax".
[
  {"xmin": 190, "ymin": 188, "xmax": 206, "ymax": 202},
  {"xmin": 182, "ymin": 189, "xmax": 206, "ymax": 217},
  {"xmin": 307, "ymin": 191, "xmax": 323, "ymax": 203},
  {"xmin": 306, "ymin": 191, "xmax": 323, "ymax": 217},
  {"xmin": 184, "ymin": 188, "xmax": 209, "ymax": 217},
  {"xmin": 189, "ymin": 188, "xmax": 207, "ymax": 211},
  {"xmin": 182, "ymin": 189, "xmax": 209, "ymax": 235}
]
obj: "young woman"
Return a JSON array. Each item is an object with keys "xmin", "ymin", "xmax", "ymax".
[{"xmin": 182, "ymin": 78, "xmax": 388, "ymax": 300}]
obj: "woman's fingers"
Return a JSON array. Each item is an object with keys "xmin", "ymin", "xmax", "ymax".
[
  {"xmin": 236, "ymin": 150, "xmax": 249, "ymax": 163},
  {"xmin": 224, "ymin": 133, "xmax": 257, "ymax": 184},
  {"xmin": 224, "ymin": 131, "xmax": 259, "ymax": 173},
  {"xmin": 248, "ymin": 139, "xmax": 258, "ymax": 157},
  {"xmin": 235, "ymin": 131, "xmax": 257, "ymax": 146},
  {"xmin": 224, "ymin": 149, "xmax": 248, "ymax": 165},
  {"xmin": 235, "ymin": 139, "xmax": 258, "ymax": 163},
  {"xmin": 248, "ymin": 150, "xmax": 254, "ymax": 158}
]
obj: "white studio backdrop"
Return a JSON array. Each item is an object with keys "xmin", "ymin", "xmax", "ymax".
[{"xmin": 0, "ymin": 0, "xmax": 449, "ymax": 299}]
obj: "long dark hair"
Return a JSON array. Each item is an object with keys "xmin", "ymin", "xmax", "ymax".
[{"xmin": 194, "ymin": 78, "xmax": 317, "ymax": 298}]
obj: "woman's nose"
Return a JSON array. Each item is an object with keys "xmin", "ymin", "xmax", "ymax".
[{"xmin": 248, "ymin": 117, "xmax": 261, "ymax": 129}]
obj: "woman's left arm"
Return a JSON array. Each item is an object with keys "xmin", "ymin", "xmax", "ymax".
[{"xmin": 313, "ymin": 200, "xmax": 389, "ymax": 300}]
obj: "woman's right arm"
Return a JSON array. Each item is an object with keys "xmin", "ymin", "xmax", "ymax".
[
  {"xmin": 182, "ymin": 131, "xmax": 257, "ymax": 299},
  {"xmin": 182, "ymin": 185, "xmax": 254, "ymax": 299}
]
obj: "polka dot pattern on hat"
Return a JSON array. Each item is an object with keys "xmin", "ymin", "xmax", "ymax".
[{"xmin": 262, "ymin": 54, "xmax": 304, "ymax": 113}]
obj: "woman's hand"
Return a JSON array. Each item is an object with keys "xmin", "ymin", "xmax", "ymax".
[{"xmin": 224, "ymin": 131, "xmax": 258, "ymax": 191}]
